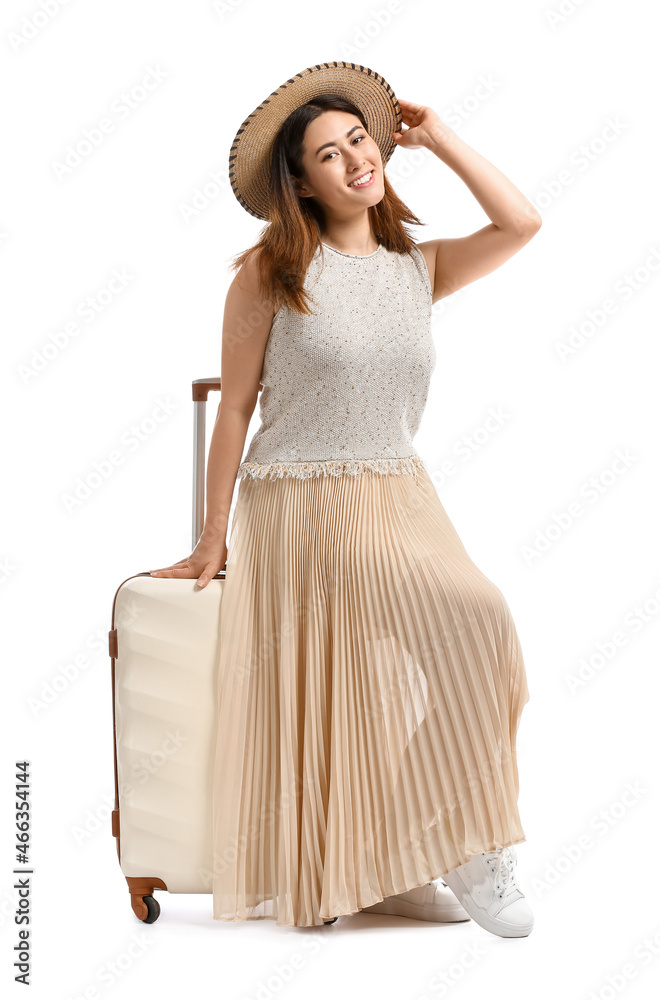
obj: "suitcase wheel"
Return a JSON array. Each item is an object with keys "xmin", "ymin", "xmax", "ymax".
[
  {"xmin": 140, "ymin": 895, "xmax": 160, "ymax": 923},
  {"xmin": 127, "ymin": 880, "xmax": 165, "ymax": 922}
]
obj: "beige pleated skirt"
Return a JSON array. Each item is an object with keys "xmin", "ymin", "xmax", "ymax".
[{"xmin": 211, "ymin": 463, "xmax": 530, "ymax": 927}]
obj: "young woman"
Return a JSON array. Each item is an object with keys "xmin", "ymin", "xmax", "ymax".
[{"xmin": 149, "ymin": 62, "xmax": 541, "ymax": 934}]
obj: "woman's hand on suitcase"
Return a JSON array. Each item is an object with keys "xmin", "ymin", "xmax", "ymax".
[{"xmin": 148, "ymin": 534, "xmax": 227, "ymax": 589}]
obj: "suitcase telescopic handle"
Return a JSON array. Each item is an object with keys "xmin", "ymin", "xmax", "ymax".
[
  {"xmin": 191, "ymin": 376, "xmax": 263, "ymax": 549},
  {"xmin": 192, "ymin": 378, "xmax": 221, "ymax": 548}
]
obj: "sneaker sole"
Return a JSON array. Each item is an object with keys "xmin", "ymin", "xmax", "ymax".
[
  {"xmin": 441, "ymin": 870, "xmax": 534, "ymax": 937},
  {"xmin": 361, "ymin": 897, "xmax": 470, "ymax": 922}
]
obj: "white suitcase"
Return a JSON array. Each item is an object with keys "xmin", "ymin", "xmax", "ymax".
[{"xmin": 108, "ymin": 377, "xmax": 225, "ymax": 923}]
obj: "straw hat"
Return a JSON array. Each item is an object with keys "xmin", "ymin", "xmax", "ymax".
[{"xmin": 228, "ymin": 61, "xmax": 402, "ymax": 221}]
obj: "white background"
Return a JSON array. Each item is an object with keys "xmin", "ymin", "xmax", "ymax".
[{"xmin": 3, "ymin": 0, "xmax": 659, "ymax": 997}]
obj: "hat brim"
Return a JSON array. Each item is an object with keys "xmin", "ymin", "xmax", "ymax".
[{"xmin": 229, "ymin": 61, "xmax": 402, "ymax": 221}]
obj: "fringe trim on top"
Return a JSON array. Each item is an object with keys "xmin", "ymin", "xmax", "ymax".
[{"xmin": 236, "ymin": 455, "xmax": 425, "ymax": 482}]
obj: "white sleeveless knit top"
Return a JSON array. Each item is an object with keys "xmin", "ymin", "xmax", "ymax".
[{"xmin": 237, "ymin": 240, "xmax": 435, "ymax": 482}]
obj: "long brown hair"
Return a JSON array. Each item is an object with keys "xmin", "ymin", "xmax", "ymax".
[{"xmin": 228, "ymin": 94, "xmax": 426, "ymax": 315}]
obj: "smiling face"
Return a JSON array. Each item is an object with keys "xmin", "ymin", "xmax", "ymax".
[{"xmin": 292, "ymin": 109, "xmax": 385, "ymax": 218}]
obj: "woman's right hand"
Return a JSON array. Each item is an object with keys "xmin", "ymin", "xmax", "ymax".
[{"xmin": 148, "ymin": 532, "xmax": 227, "ymax": 589}]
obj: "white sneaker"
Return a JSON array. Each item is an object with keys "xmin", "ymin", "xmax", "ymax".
[
  {"xmin": 442, "ymin": 846, "xmax": 534, "ymax": 938},
  {"xmin": 360, "ymin": 879, "xmax": 470, "ymax": 922}
]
